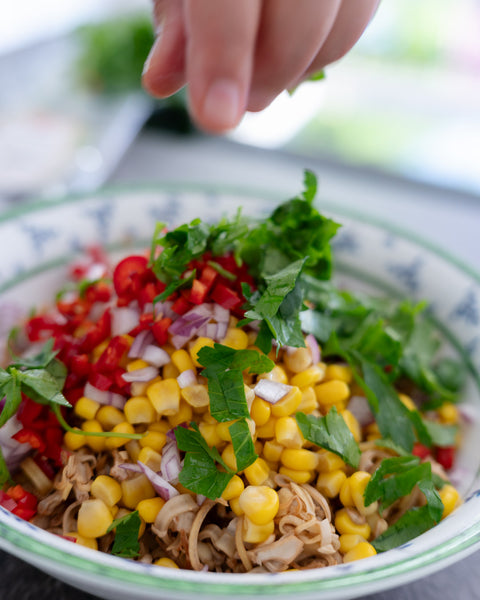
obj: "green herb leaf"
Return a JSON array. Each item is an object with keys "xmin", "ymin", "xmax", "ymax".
[
  {"xmin": 0, "ymin": 372, "xmax": 22, "ymax": 427},
  {"xmin": 295, "ymin": 407, "xmax": 360, "ymax": 468},
  {"xmin": 0, "ymin": 447, "xmax": 12, "ymax": 487},
  {"xmin": 19, "ymin": 368, "xmax": 70, "ymax": 408},
  {"xmin": 371, "ymin": 506, "xmax": 436, "ymax": 552},
  {"xmin": 107, "ymin": 510, "xmax": 141, "ymax": 558},
  {"xmin": 229, "ymin": 419, "xmax": 257, "ymax": 471},
  {"xmin": 8, "ymin": 338, "xmax": 58, "ymax": 369},
  {"xmin": 154, "ymin": 269, "xmax": 196, "ymax": 303},
  {"xmin": 175, "ymin": 424, "xmax": 234, "ymax": 499}
]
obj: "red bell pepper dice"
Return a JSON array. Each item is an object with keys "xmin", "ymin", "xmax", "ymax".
[
  {"xmin": 189, "ymin": 279, "xmax": 208, "ymax": 305},
  {"xmin": 171, "ymin": 296, "xmax": 192, "ymax": 315},
  {"xmin": 210, "ymin": 283, "xmax": 241, "ymax": 310},
  {"xmin": 113, "ymin": 255, "xmax": 148, "ymax": 297},
  {"xmin": 95, "ymin": 336, "xmax": 130, "ymax": 372},
  {"xmin": 199, "ymin": 265, "xmax": 218, "ymax": 291},
  {"xmin": 152, "ymin": 317, "xmax": 172, "ymax": 346}
]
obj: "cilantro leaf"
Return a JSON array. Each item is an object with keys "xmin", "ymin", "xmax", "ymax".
[
  {"xmin": 0, "ymin": 372, "xmax": 22, "ymax": 427},
  {"xmin": 372, "ymin": 506, "xmax": 437, "ymax": 552},
  {"xmin": 19, "ymin": 368, "xmax": 70, "ymax": 408},
  {"xmin": 8, "ymin": 338, "xmax": 58, "ymax": 369},
  {"xmin": 107, "ymin": 510, "xmax": 141, "ymax": 559},
  {"xmin": 175, "ymin": 424, "xmax": 234, "ymax": 499},
  {"xmin": 229, "ymin": 419, "xmax": 257, "ymax": 471},
  {"xmin": 296, "ymin": 407, "xmax": 360, "ymax": 468}
]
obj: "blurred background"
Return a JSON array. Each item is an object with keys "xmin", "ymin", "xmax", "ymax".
[{"xmin": 1, "ymin": 0, "xmax": 480, "ymax": 206}]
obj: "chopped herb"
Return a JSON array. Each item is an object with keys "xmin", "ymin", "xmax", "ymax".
[
  {"xmin": 295, "ymin": 407, "xmax": 360, "ymax": 468},
  {"xmin": 229, "ymin": 418, "xmax": 257, "ymax": 471},
  {"xmin": 107, "ymin": 510, "xmax": 141, "ymax": 559}
]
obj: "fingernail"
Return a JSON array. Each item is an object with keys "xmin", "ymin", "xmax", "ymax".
[
  {"xmin": 202, "ymin": 78, "xmax": 241, "ymax": 130},
  {"xmin": 142, "ymin": 25, "xmax": 163, "ymax": 76}
]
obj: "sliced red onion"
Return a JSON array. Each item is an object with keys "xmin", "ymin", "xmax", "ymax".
[
  {"xmin": 0, "ymin": 416, "xmax": 32, "ymax": 471},
  {"xmin": 458, "ymin": 404, "xmax": 479, "ymax": 424},
  {"xmin": 155, "ymin": 300, "xmax": 177, "ymax": 321},
  {"xmin": 142, "ymin": 303, "xmax": 154, "ymax": 315},
  {"xmin": 111, "ymin": 306, "xmax": 140, "ymax": 336},
  {"xmin": 137, "ymin": 461, "xmax": 179, "ymax": 500},
  {"xmin": 121, "ymin": 366, "xmax": 158, "ymax": 383},
  {"xmin": 83, "ymin": 382, "xmax": 126, "ymax": 409},
  {"xmin": 306, "ymin": 334, "xmax": 321, "ymax": 365},
  {"xmin": 110, "ymin": 394, "xmax": 126, "ymax": 410},
  {"xmin": 205, "ymin": 322, "xmax": 218, "ymax": 340},
  {"xmin": 128, "ymin": 330, "xmax": 154, "ymax": 359},
  {"xmin": 197, "ymin": 494, "xmax": 206, "ymax": 506},
  {"xmin": 347, "ymin": 395, "xmax": 374, "ymax": 427},
  {"xmin": 141, "ymin": 345, "xmax": 171, "ymax": 368},
  {"xmin": 161, "ymin": 439, "xmax": 182, "ymax": 483},
  {"xmin": 213, "ymin": 304, "xmax": 230, "ymax": 324},
  {"xmin": 254, "ymin": 379, "xmax": 291, "ymax": 404},
  {"xmin": 215, "ymin": 321, "xmax": 228, "ymax": 341},
  {"xmin": 119, "ymin": 462, "xmax": 142, "ymax": 474},
  {"xmin": 169, "ymin": 306, "xmax": 212, "ymax": 337},
  {"xmin": 177, "ymin": 369, "xmax": 197, "ymax": 389}
]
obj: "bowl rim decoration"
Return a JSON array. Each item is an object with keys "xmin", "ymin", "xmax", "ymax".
[{"xmin": 0, "ymin": 182, "xmax": 479, "ymax": 600}]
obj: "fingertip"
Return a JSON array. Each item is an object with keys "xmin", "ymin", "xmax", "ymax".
[{"xmin": 189, "ymin": 78, "xmax": 245, "ymax": 134}]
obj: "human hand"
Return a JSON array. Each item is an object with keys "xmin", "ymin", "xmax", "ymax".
[{"xmin": 142, "ymin": 0, "xmax": 379, "ymax": 134}]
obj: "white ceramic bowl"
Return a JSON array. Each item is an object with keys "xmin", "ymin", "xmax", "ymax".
[{"xmin": 0, "ymin": 184, "xmax": 479, "ymax": 600}]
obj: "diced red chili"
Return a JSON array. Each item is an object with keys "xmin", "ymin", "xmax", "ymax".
[
  {"xmin": 128, "ymin": 313, "xmax": 154, "ymax": 337},
  {"xmin": 88, "ymin": 372, "xmax": 113, "ymax": 391},
  {"xmin": 199, "ymin": 265, "xmax": 218, "ymax": 291},
  {"xmin": 13, "ymin": 428, "xmax": 46, "ymax": 452},
  {"xmin": 210, "ymin": 283, "xmax": 241, "ymax": 310},
  {"xmin": 436, "ymin": 446, "xmax": 455, "ymax": 470},
  {"xmin": 12, "ymin": 506, "xmax": 37, "ymax": 521},
  {"xmin": 69, "ymin": 353, "xmax": 91, "ymax": 377},
  {"xmin": 85, "ymin": 280, "xmax": 112, "ymax": 304},
  {"xmin": 138, "ymin": 282, "xmax": 158, "ymax": 310},
  {"xmin": 189, "ymin": 279, "xmax": 208, "ymax": 305},
  {"xmin": 0, "ymin": 491, "xmax": 18, "ymax": 512},
  {"xmin": 171, "ymin": 296, "xmax": 192, "ymax": 315},
  {"xmin": 412, "ymin": 442, "xmax": 430, "ymax": 460},
  {"xmin": 152, "ymin": 317, "xmax": 172, "ymax": 346},
  {"xmin": 78, "ymin": 309, "xmax": 111, "ymax": 353},
  {"xmin": 26, "ymin": 315, "xmax": 63, "ymax": 342},
  {"xmin": 95, "ymin": 336, "xmax": 130, "ymax": 372},
  {"xmin": 113, "ymin": 255, "xmax": 148, "ymax": 298}
]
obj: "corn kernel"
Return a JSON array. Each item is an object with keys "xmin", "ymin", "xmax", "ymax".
[
  {"xmin": 221, "ymin": 475, "xmax": 245, "ymax": 501},
  {"xmin": 162, "ymin": 362, "xmax": 179, "ymax": 379},
  {"xmin": 138, "ymin": 447, "xmax": 162, "ymax": 471},
  {"xmin": 96, "ymin": 405, "xmax": 125, "ymax": 430},
  {"xmin": 82, "ymin": 420, "xmax": 106, "ymax": 452},
  {"xmin": 199, "ymin": 421, "xmax": 223, "ymax": 447},
  {"xmin": 317, "ymin": 449, "xmax": 347, "ymax": 473},
  {"xmin": 315, "ymin": 380, "xmax": 350, "ymax": 410},
  {"xmin": 65, "ymin": 531, "xmax": 98, "ymax": 550},
  {"xmin": 125, "ymin": 439, "xmax": 142, "ymax": 462},
  {"xmin": 316, "ymin": 469, "xmax": 347, "ymax": 498},
  {"xmin": 64, "ymin": 429, "xmax": 86, "ymax": 451},
  {"xmin": 171, "ymin": 349, "xmax": 196, "ymax": 373},
  {"xmin": 243, "ymin": 457, "xmax": 270, "ymax": 486},
  {"xmin": 215, "ymin": 420, "xmax": 234, "ymax": 442},
  {"xmin": 139, "ymin": 430, "xmax": 167, "ymax": 452},
  {"xmin": 256, "ymin": 418, "xmax": 277, "ymax": 439},
  {"xmin": 221, "ymin": 327, "xmax": 249, "ymax": 350},
  {"xmin": 105, "ymin": 422, "xmax": 136, "ymax": 450},
  {"xmin": 229, "ymin": 497, "xmax": 244, "ymax": 516},
  {"xmin": 324, "ymin": 364, "xmax": 352, "ymax": 384},
  {"xmin": 137, "ymin": 497, "xmax": 165, "ymax": 523},
  {"xmin": 189, "ymin": 337, "xmax": 215, "ymax": 367},
  {"xmin": 121, "ymin": 474, "xmax": 156, "ymax": 509},
  {"xmin": 340, "ymin": 409, "xmax": 362, "ymax": 443},
  {"xmin": 364, "ymin": 422, "xmax": 381, "ymax": 441},
  {"xmin": 338, "ymin": 533, "xmax": 367, "ymax": 555},
  {"xmin": 221, "ymin": 444, "xmax": 238, "ymax": 472},
  {"xmin": 279, "ymin": 466, "xmax": 315, "ymax": 484},
  {"xmin": 147, "ymin": 379, "xmax": 180, "ymax": 416},
  {"xmin": 250, "ymin": 397, "xmax": 272, "ymax": 427},
  {"xmin": 238, "ymin": 486, "xmax": 279, "ymax": 525},
  {"xmin": 130, "ymin": 381, "xmax": 150, "ymax": 397},
  {"xmin": 439, "ymin": 484, "xmax": 460, "ymax": 519},
  {"xmin": 281, "ymin": 448, "xmax": 319, "ymax": 471},
  {"xmin": 335, "ymin": 508, "xmax": 371, "ymax": 538},
  {"xmin": 257, "ymin": 365, "xmax": 289, "ymax": 384},
  {"xmin": 91, "ymin": 475, "xmax": 122, "ymax": 507},
  {"xmin": 124, "ymin": 396, "xmax": 155, "ymax": 425},
  {"xmin": 154, "ymin": 557, "xmax": 179, "ymax": 568},
  {"xmin": 339, "ymin": 477, "xmax": 354, "ymax": 507},
  {"xmin": 181, "ymin": 384, "xmax": 210, "ymax": 408},
  {"xmin": 275, "ymin": 416, "xmax": 304, "ymax": 449},
  {"xmin": 398, "ymin": 393, "xmax": 416, "ymax": 411},
  {"xmin": 127, "ymin": 359, "xmax": 150, "ymax": 372},
  {"xmin": 74, "ymin": 396, "xmax": 100, "ymax": 421},
  {"xmin": 290, "ymin": 365, "xmax": 326, "ymax": 389},
  {"xmin": 168, "ymin": 400, "xmax": 193, "ymax": 428},
  {"xmin": 348, "ymin": 471, "xmax": 378, "ymax": 516},
  {"xmin": 343, "ymin": 541, "xmax": 376, "ymax": 562},
  {"xmin": 262, "ymin": 440, "xmax": 284, "ymax": 463},
  {"xmin": 92, "ymin": 340, "xmax": 109, "ymax": 361},
  {"xmin": 283, "ymin": 347, "xmax": 312, "ymax": 373},
  {"xmin": 297, "ymin": 386, "xmax": 318, "ymax": 414},
  {"xmin": 271, "ymin": 386, "xmax": 302, "ymax": 418},
  {"xmin": 148, "ymin": 420, "xmax": 170, "ymax": 433},
  {"xmin": 77, "ymin": 499, "xmax": 113, "ymax": 538},
  {"xmin": 438, "ymin": 403, "xmax": 459, "ymax": 425},
  {"xmin": 242, "ymin": 516, "xmax": 274, "ymax": 544}
]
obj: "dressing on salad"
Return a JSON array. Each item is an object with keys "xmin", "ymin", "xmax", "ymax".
[{"xmin": 0, "ymin": 172, "xmax": 463, "ymax": 572}]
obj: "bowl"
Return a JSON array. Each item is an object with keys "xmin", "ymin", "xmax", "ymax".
[{"xmin": 0, "ymin": 183, "xmax": 479, "ymax": 600}]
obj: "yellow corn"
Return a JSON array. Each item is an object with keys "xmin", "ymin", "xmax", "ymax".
[
  {"xmin": 221, "ymin": 327, "xmax": 249, "ymax": 350},
  {"xmin": 271, "ymin": 386, "xmax": 302, "ymax": 418},
  {"xmin": 138, "ymin": 447, "xmax": 162, "ymax": 471},
  {"xmin": 221, "ymin": 444, "xmax": 238, "ymax": 472},
  {"xmin": 314, "ymin": 380, "xmax": 350, "ymax": 411},
  {"xmin": 257, "ymin": 365, "xmax": 288, "ymax": 384},
  {"xmin": 221, "ymin": 475, "xmax": 245, "ymax": 501},
  {"xmin": 439, "ymin": 484, "xmax": 460, "ymax": 519},
  {"xmin": 275, "ymin": 416, "xmax": 304, "ymax": 449},
  {"xmin": 125, "ymin": 439, "xmax": 142, "ymax": 462},
  {"xmin": 136, "ymin": 497, "xmax": 165, "ymax": 523},
  {"xmin": 324, "ymin": 364, "xmax": 352, "ymax": 384},
  {"xmin": 283, "ymin": 347, "xmax": 312, "ymax": 373},
  {"xmin": 168, "ymin": 400, "xmax": 193, "ymax": 428},
  {"xmin": 90, "ymin": 475, "xmax": 122, "ymax": 507},
  {"xmin": 92, "ymin": 340, "xmax": 109, "ymax": 361},
  {"xmin": 148, "ymin": 420, "xmax": 170, "ymax": 433},
  {"xmin": 279, "ymin": 466, "xmax": 315, "ymax": 484},
  {"xmin": 189, "ymin": 337, "xmax": 215, "ymax": 367},
  {"xmin": 243, "ymin": 457, "xmax": 270, "ymax": 486},
  {"xmin": 348, "ymin": 471, "xmax": 378, "ymax": 516},
  {"xmin": 338, "ymin": 533, "xmax": 368, "ymax": 555},
  {"xmin": 77, "ymin": 499, "xmax": 113, "ymax": 538},
  {"xmin": 181, "ymin": 384, "xmax": 210, "ymax": 408},
  {"xmin": 216, "ymin": 420, "xmax": 235, "ymax": 443},
  {"xmin": 139, "ymin": 430, "xmax": 167, "ymax": 452},
  {"xmin": 398, "ymin": 393, "xmax": 416, "ymax": 411},
  {"xmin": 364, "ymin": 422, "xmax": 381, "ymax": 441},
  {"xmin": 130, "ymin": 381, "xmax": 150, "ymax": 397},
  {"xmin": 63, "ymin": 429, "xmax": 86, "ymax": 451},
  {"xmin": 256, "ymin": 417, "xmax": 277, "ymax": 439},
  {"xmin": 199, "ymin": 421, "xmax": 223, "ymax": 448},
  {"xmin": 96, "ymin": 406, "xmax": 125, "ymax": 430},
  {"xmin": 339, "ymin": 477, "xmax": 354, "ymax": 507},
  {"xmin": 124, "ymin": 396, "xmax": 156, "ymax": 425},
  {"xmin": 262, "ymin": 440, "xmax": 284, "ymax": 463},
  {"xmin": 229, "ymin": 497, "xmax": 244, "ymax": 516},
  {"xmin": 438, "ymin": 403, "xmax": 459, "ymax": 425},
  {"xmin": 121, "ymin": 474, "xmax": 156, "ymax": 509},
  {"xmin": 74, "ymin": 396, "xmax": 100, "ymax": 421},
  {"xmin": 317, "ymin": 449, "xmax": 347, "ymax": 473},
  {"xmin": 297, "ymin": 386, "xmax": 318, "ymax": 414},
  {"xmin": 147, "ymin": 378, "xmax": 180, "ymax": 416},
  {"xmin": 340, "ymin": 409, "xmax": 362, "ymax": 443},
  {"xmin": 343, "ymin": 542, "xmax": 377, "ymax": 562},
  {"xmin": 171, "ymin": 349, "xmax": 196, "ymax": 373},
  {"xmin": 66, "ymin": 532, "xmax": 98, "ymax": 551},
  {"xmin": 290, "ymin": 365, "xmax": 326, "ymax": 389},
  {"xmin": 238, "ymin": 486, "xmax": 279, "ymax": 525},
  {"xmin": 162, "ymin": 362, "xmax": 180, "ymax": 379},
  {"xmin": 316, "ymin": 469, "xmax": 347, "ymax": 498},
  {"xmin": 242, "ymin": 516, "xmax": 275, "ymax": 544},
  {"xmin": 81, "ymin": 420, "xmax": 106, "ymax": 452},
  {"xmin": 105, "ymin": 422, "xmax": 136, "ymax": 450},
  {"xmin": 154, "ymin": 557, "xmax": 179, "ymax": 568},
  {"xmin": 281, "ymin": 448, "xmax": 319, "ymax": 471},
  {"xmin": 250, "ymin": 397, "xmax": 272, "ymax": 427},
  {"xmin": 335, "ymin": 508, "xmax": 371, "ymax": 539},
  {"xmin": 127, "ymin": 359, "xmax": 150, "ymax": 372}
]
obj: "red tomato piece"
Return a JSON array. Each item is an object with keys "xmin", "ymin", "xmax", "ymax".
[{"xmin": 113, "ymin": 255, "xmax": 148, "ymax": 297}]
